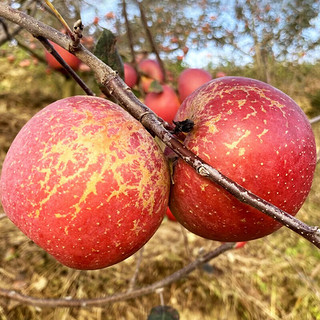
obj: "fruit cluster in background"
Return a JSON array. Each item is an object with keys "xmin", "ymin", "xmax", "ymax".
[{"xmin": 123, "ymin": 57, "xmax": 226, "ymax": 124}]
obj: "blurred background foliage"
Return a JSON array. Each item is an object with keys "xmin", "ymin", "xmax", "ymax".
[{"xmin": 0, "ymin": 1, "xmax": 320, "ymax": 319}]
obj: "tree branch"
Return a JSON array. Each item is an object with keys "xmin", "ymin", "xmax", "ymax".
[
  {"xmin": 138, "ymin": 1, "xmax": 166, "ymax": 82},
  {"xmin": 0, "ymin": 242, "xmax": 235, "ymax": 307},
  {"xmin": 310, "ymin": 115, "xmax": 320, "ymax": 125},
  {"xmin": 122, "ymin": 0, "xmax": 136, "ymax": 65},
  {"xmin": 0, "ymin": 3, "xmax": 319, "ymax": 249}
]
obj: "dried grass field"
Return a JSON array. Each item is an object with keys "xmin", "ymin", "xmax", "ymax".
[{"xmin": 0, "ymin": 57, "xmax": 320, "ymax": 320}]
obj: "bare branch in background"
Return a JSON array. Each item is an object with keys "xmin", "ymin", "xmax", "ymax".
[
  {"xmin": 0, "ymin": 242, "xmax": 235, "ymax": 307},
  {"xmin": 122, "ymin": 0, "xmax": 136, "ymax": 65},
  {"xmin": 138, "ymin": 1, "xmax": 166, "ymax": 82}
]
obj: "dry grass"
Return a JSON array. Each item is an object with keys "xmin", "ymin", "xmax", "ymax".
[{"xmin": 0, "ymin": 55, "xmax": 320, "ymax": 320}]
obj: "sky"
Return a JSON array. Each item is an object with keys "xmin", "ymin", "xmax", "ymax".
[
  {"xmin": 79, "ymin": 0, "xmax": 320, "ymax": 69},
  {"xmin": 79, "ymin": 0, "xmax": 239, "ymax": 68}
]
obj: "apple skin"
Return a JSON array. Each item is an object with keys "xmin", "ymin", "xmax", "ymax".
[
  {"xmin": 124, "ymin": 63, "xmax": 138, "ymax": 88},
  {"xmin": 165, "ymin": 207, "xmax": 176, "ymax": 221},
  {"xmin": 170, "ymin": 76, "xmax": 316, "ymax": 242},
  {"xmin": 144, "ymin": 85, "xmax": 181, "ymax": 123},
  {"xmin": 216, "ymin": 71, "xmax": 226, "ymax": 78},
  {"xmin": 138, "ymin": 59, "xmax": 164, "ymax": 92},
  {"xmin": 45, "ymin": 41, "xmax": 81, "ymax": 71},
  {"xmin": 178, "ymin": 68, "xmax": 212, "ymax": 102},
  {"xmin": 0, "ymin": 96, "xmax": 170, "ymax": 269}
]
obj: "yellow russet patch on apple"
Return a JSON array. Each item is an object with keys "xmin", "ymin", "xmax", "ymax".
[
  {"xmin": 224, "ymin": 130, "xmax": 251, "ymax": 150},
  {"xmin": 26, "ymin": 103, "xmax": 168, "ymax": 222}
]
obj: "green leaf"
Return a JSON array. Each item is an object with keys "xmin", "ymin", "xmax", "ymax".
[
  {"xmin": 149, "ymin": 80, "xmax": 163, "ymax": 93},
  {"xmin": 93, "ymin": 29, "xmax": 124, "ymax": 79},
  {"xmin": 147, "ymin": 305, "xmax": 180, "ymax": 320}
]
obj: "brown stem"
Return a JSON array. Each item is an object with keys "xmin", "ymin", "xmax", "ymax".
[
  {"xmin": 138, "ymin": 1, "xmax": 166, "ymax": 82},
  {"xmin": 127, "ymin": 247, "xmax": 144, "ymax": 292},
  {"xmin": 0, "ymin": 242, "xmax": 235, "ymax": 307},
  {"xmin": 0, "ymin": 3, "xmax": 319, "ymax": 249},
  {"xmin": 122, "ymin": 0, "xmax": 136, "ymax": 65}
]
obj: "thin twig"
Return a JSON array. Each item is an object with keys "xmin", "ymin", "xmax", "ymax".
[
  {"xmin": 309, "ymin": 115, "xmax": 320, "ymax": 125},
  {"xmin": 180, "ymin": 225, "xmax": 191, "ymax": 261},
  {"xmin": 37, "ymin": 36, "xmax": 94, "ymax": 96},
  {"xmin": 127, "ymin": 247, "xmax": 144, "ymax": 292},
  {"xmin": 0, "ymin": 213, "xmax": 7, "ymax": 220},
  {"xmin": 0, "ymin": 242, "xmax": 235, "ymax": 307},
  {"xmin": 44, "ymin": 0, "xmax": 74, "ymax": 40},
  {"xmin": 122, "ymin": 0, "xmax": 136, "ymax": 65}
]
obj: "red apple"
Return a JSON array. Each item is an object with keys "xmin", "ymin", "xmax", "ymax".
[
  {"xmin": 45, "ymin": 41, "xmax": 81, "ymax": 71},
  {"xmin": 165, "ymin": 207, "xmax": 176, "ymax": 221},
  {"xmin": 234, "ymin": 241, "xmax": 247, "ymax": 249},
  {"xmin": 144, "ymin": 85, "xmax": 181, "ymax": 123},
  {"xmin": 216, "ymin": 71, "xmax": 226, "ymax": 78},
  {"xmin": 138, "ymin": 59, "xmax": 164, "ymax": 92},
  {"xmin": 0, "ymin": 96, "xmax": 170, "ymax": 270},
  {"xmin": 124, "ymin": 63, "xmax": 138, "ymax": 88},
  {"xmin": 178, "ymin": 68, "xmax": 212, "ymax": 102},
  {"xmin": 170, "ymin": 76, "xmax": 316, "ymax": 242}
]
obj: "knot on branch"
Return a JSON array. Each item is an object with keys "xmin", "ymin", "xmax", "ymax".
[
  {"xmin": 101, "ymin": 71, "xmax": 119, "ymax": 93},
  {"xmin": 70, "ymin": 19, "xmax": 83, "ymax": 50},
  {"xmin": 139, "ymin": 111, "xmax": 154, "ymax": 122},
  {"xmin": 196, "ymin": 164, "xmax": 210, "ymax": 177},
  {"xmin": 172, "ymin": 119, "xmax": 194, "ymax": 134}
]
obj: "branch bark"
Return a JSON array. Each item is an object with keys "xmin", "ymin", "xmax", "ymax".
[{"xmin": 0, "ymin": 3, "xmax": 319, "ymax": 249}]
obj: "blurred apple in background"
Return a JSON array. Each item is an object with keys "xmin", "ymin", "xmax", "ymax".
[
  {"xmin": 216, "ymin": 71, "xmax": 227, "ymax": 78},
  {"xmin": 144, "ymin": 84, "xmax": 181, "ymax": 123},
  {"xmin": 124, "ymin": 63, "xmax": 138, "ymax": 88},
  {"xmin": 138, "ymin": 59, "xmax": 164, "ymax": 92},
  {"xmin": 178, "ymin": 68, "xmax": 212, "ymax": 102},
  {"xmin": 45, "ymin": 41, "xmax": 81, "ymax": 71}
]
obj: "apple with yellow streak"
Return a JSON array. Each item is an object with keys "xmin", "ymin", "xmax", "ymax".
[
  {"xmin": 170, "ymin": 77, "xmax": 316, "ymax": 241},
  {"xmin": 0, "ymin": 96, "xmax": 170, "ymax": 269}
]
